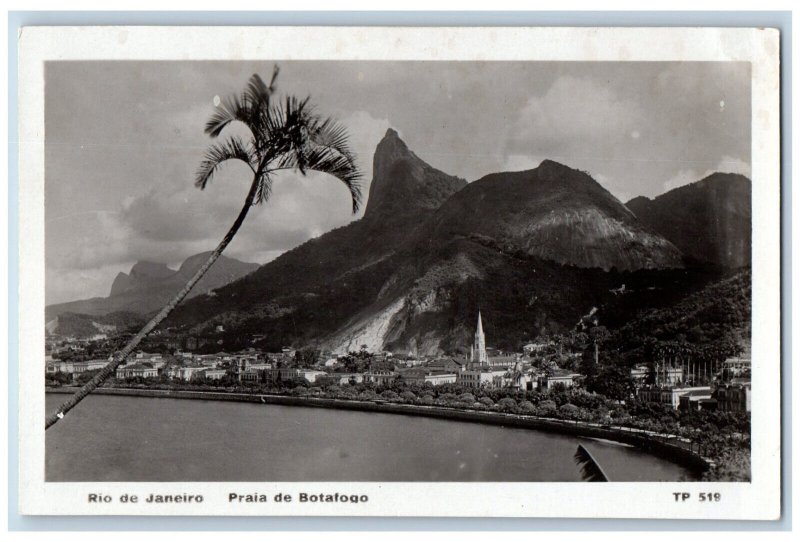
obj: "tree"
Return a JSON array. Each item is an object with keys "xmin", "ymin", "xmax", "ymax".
[
  {"xmin": 457, "ymin": 393, "xmax": 476, "ymax": 404},
  {"xmin": 45, "ymin": 68, "xmax": 362, "ymax": 429},
  {"xmin": 496, "ymin": 397, "xmax": 518, "ymax": 412},
  {"xmin": 586, "ymin": 364, "xmax": 635, "ymax": 401},
  {"xmin": 295, "ymin": 347, "xmax": 320, "ymax": 368}
]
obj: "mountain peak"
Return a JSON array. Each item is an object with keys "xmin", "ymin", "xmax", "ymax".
[
  {"xmin": 428, "ymin": 161, "xmax": 683, "ymax": 271},
  {"xmin": 109, "ymin": 271, "xmax": 133, "ymax": 297},
  {"xmin": 626, "ymin": 171, "xmax": 751, "ymax": 267},
  {"xmin": 537, "ymin": 158, "xmax": 571, "ymax": 172},
  {"xmin": 129, "ymin": 261, "xmax": 173, "ymax": 279},
  {"xmin": 364, "ymin": 130, "xmax": 466, "ymax": 220},
  {"xmin": 48, "ymin": 251, "xmax": 260, "ymax": 320},
  {"xmin": 536, "ymin": 159, "xmax": 597, "ymax": 186}
]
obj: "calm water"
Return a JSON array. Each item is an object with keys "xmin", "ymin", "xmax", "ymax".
[{"xmin": 46, "ymin": 394, "xmax": 696, "ymax": 482}]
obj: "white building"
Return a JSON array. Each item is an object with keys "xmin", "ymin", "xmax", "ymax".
[
  {"xmin": 204, "ymin": 368, "xmax": 227, "ymax": 380},
  {"xmin": 363, "ymin": 371, "xmax": 397, "ymax": 385},
  {"xmin": 457, "ymin": 368, "xmax": 507, "ymax": 388},
  {"xmin": 637, "ymin": 386, "xmax": 712, "ymax": 409},
  {"xmin": 170, "ymin": 365, "xmax": 207, "ymax": 381},
  {"xmin": 538, "ymin": 370, "xmax": 580, "ymax": 390},
  {"xmin": 116, "ymin": 364, "xmax": 159, "ymax": 379},
  {"xmin": 400, "ymin": 369, "xmax": 458, "ymax": 386}
]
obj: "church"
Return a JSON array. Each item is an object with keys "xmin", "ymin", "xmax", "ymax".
[
  {"xmin": 459, "ymin": 312, "xmax": 510, "ymax": 388},
  {"xmin": 470, "ymin": 311, "xmax": 488, "ymax": 366},
  {"xmin": 460, "ymin": 311, "xmax": 534, "ymax": 390}
]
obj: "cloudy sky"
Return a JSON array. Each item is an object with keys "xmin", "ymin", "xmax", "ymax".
[{"xmin": 45, "ymin": 61, "xmax": 750, "ymax": 305}]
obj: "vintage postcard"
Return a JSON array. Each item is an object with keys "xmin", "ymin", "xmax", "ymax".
[{"xmin": 17, "ymin": 26, "xmax": 781, "ymax": 518}]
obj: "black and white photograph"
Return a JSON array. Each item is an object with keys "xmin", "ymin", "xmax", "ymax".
[{"xmin": 16, "ymin": 25, "xmax": 781, "ymax": 519}]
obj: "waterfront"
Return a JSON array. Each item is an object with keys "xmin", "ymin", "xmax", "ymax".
[{"xmin": 46, "ymin": 394, "xmax": 696, "ymax": 482}]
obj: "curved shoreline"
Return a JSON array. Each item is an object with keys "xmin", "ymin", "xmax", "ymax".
[{"xmin": 47, "ymin": 386, "xmax": 711, "ymax": 476}]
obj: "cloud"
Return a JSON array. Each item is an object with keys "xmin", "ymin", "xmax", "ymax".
[
  {"xmin": 715, "ymin": 155, "xmax": 751, "ymax": 176},
  {"xmin": 663, "ymin": 155, "xmax": 751, "ymax": 192},
  {"xmin": 500, "ymin": 75, "xmax": 649, "ymax": 201},
  {"xmin": 507, "ymin": 75, "xmax": 645, "ymax": 155},
  {"xmin": 334, "ymin": 110, "xmax": 391, "ymax": 216},
  {"xmin": 663, "ymin": 169, "xmax": 702, "ymax": 192},
  {"xmin": 46, "ymin": 263, "xmax": 130, "ymax": 305},
  {"xmin": 46, "ymin": 109, "xmax": 391, "ymax": 304},
  {"xmin": 45, "ymin": 62, "xmax": 751, "ymax": 304},
  {"xmin": 501, "ymin": 154, "xmax": 545, "ymax": 172}
]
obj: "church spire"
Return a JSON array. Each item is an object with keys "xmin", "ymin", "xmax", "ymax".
[{"xmin": 472, "ymin": 311, "xmax": 488, "ymax": 366}]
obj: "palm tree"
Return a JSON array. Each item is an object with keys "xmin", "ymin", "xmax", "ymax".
[{"xmin": 45, "ymin": 67, "xmax": 362, "ymax": 429}]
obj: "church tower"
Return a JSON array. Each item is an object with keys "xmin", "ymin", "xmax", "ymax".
[{"xmin": 472, "ymin": 311, "xmax": 488, "ymax": 366}]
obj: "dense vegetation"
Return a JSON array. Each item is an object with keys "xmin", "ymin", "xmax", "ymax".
[{"xmin": 49, "ymin": 311, "xmax": 145, "ymax": 339}]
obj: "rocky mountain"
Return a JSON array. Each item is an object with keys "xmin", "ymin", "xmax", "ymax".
[
  {"xmin": 626, "ymin": 173, "xmax": 751, "ymax": 268},
  {"xmin": 163, "ymin": 130, "xmax": 709, "ymax": 356},
  {"xmin": 46, "ymin": 253, "xmax": 259, "ymax": 321},
  {"xmin": 422, "ymin": 160, "xmax": 684, "ymax": 271},
  {"xmin": 322, "ymin": 161, "xmax": 687, "ymax": 354},
  {"xmin": 110, "ymin": 261, "xmax": 176, "ymax": 297},
  {"xmin": 161, "ymin": 129, "xmax": 468, "ymax": 342},
  {"xmin": 364, "ymin": 129, "xmax": 468, "ymax": 219}
]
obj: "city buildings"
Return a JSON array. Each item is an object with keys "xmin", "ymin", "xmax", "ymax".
[
  {"xmin": 72, "ymin": 359, "xmax": 110, "ymax": 374},
  {"xmin": 636, "ymin": 386, "xmax": 713, "ymax": 409},
  {"xmin": 715, "ymin": 380, "xmax": 751, "ymax": 413},
  {"xmin": 399, "ymin": 369, "xmax": 458, "ymax": 386},
  {"xmin": 538, "ymin": 370, "xmax": 580, "ymax": 390},
  {"xmin": 116, "ymin": 363, "xmax": 159, "ymax": 379},
  {"xmin": 630, "ymin": 364, "xmax": 684, "ymax": 387}
]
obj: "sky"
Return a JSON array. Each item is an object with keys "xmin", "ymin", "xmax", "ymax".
[{"xmin": 45, "ymin": 61, "xmax": 751, "ymax": 305}]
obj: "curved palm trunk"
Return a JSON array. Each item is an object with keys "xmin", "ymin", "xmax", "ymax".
[{"xmin": 45, "ymin": 178, "xmax": 260, "ymax": 429}]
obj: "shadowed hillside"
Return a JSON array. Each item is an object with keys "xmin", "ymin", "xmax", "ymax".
[
  {"xmin": 626, "ymin": 173, "xmax": 751, "ymax": 268},
  {"xmin": 161, "ymin": 131, "xmax": 718, "ymax": 355}
]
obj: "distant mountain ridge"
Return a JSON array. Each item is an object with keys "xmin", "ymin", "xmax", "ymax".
[
  {"xmin": 626, "ymin": 173, "xmax": 751, "ymax": 268},
  {"xmin": 50, "ymin": 129, "xmax": 749, "ymax": 354},
  {"xmin": 46, "ymin": 252, "xmax": 259, "ymax": 321},
  {"xmin": 163, "ymin": 130, "xmax": 706, "ymax": 356},
  {"xmin": 110, "ymin": 261, "xmax": 174, "ymax": 296}
]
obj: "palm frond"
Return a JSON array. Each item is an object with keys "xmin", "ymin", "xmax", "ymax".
[
  {"xmin": 309, "ymin": 117, "xmax": 357, "ymax": 159},
  {"xmin": 205, "ymin": 69, "xmax": 280, "ymax": 147},
  {"xmin": 307, "ymin": 118, "xmax": 359, "ymax": 187},
  {"xmin": 203, "ymin": 70, "xmax": 362, "ymax": 213},
  {"xmin": 264, "ymin": 96, "xmax": 312, "ymax": 152},
  {"xmin": 272, "ymin": 141, "xmax": 362, "ymax": 213},
  {"xmin": 195, "ymin": 136, "xmax": 254, "ymax": 190},
  {"xmin": 268, "ymin": 65, "xmax": 280, "ymax": 91},
  {"xmin": 573, "ymin": 444, "xmax": 610, "ymax": 482},
  {"xmin": 204, "ymin": 93, "xmax": 250, "ymax": 139},
  {"xmin": 240, "ymin": 70, "xmax": 279, "ymax": 148},
  {"xmin": 252, "ymin": 171, "xmax": 274, "ymax": 205},
  {"xmin": 243, "ymin": 73, "xmax": 270, "ymax": 109}
]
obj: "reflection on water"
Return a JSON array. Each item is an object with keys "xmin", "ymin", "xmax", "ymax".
[{"xmin": 46, "ymin": 394, "xmax": 696, "ymax": 482}]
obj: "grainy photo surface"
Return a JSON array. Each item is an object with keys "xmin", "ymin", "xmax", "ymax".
[
  {"xmin": 18, "ymin": 26, "xmax": 780, "ymax": 518},
  {"xmin": 43, "ymin": 60, "xmax": 753, "ymax": 484}
]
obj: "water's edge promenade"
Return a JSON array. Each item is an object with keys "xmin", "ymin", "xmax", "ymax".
[{"xmin": 47, "ymin": 387, "xmax": 711, "ymax": 475}]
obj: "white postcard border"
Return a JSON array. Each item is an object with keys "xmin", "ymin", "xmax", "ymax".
[{"xmin": 17, "ymin": 25, "xmax": 781, "ymax": 519}]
